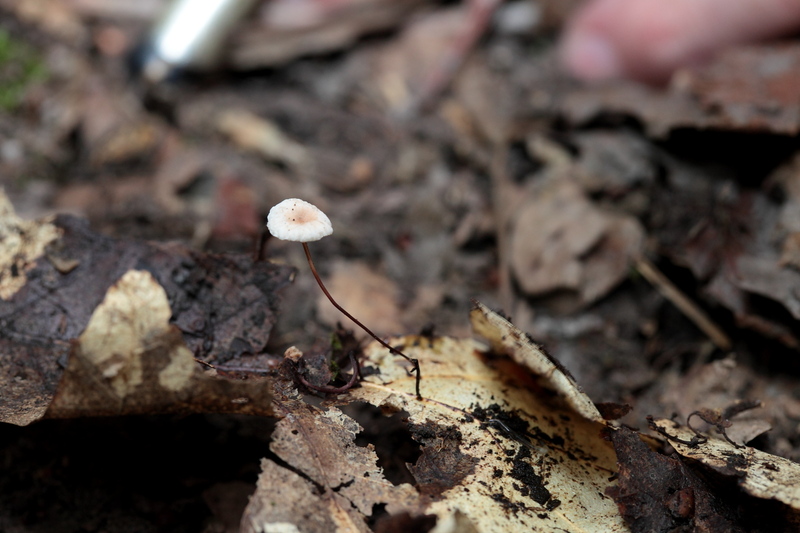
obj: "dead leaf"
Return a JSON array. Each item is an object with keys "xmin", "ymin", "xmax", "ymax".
[
  {"xmin": 0, "ymin": 191, "xmax": 61, "ymax": 300},
  {"xmin": 732, "ymin": 255, "xmax": 800, "ymax": 320},
  {"xmin": 46, "ymin": 269, "xmax": 273, "ymax": 418},
  {"xmin": 659, "ymin": 357, "xmax": 772, "ymax": 446},
  {"xmin": 216, "ymin": 109, "xmax": 310, "ymax": 171},
  {"xmin": 230, "ymin": 0, "xmax": 426, "ymax": 69},
  {"xmin": 469, "ymin": 300, "xmax": 605, "ymax": 424},
  {"xmin": 509, "ymin": 176, "xmax": 644, "ymax": 309},
  {"xmin": 561, "ymin": 44, "xmax": 800, "ymax": 136},
  {"xmin": 651, "ymin": 418, "xmax": 800, "ymax": 517},
  {"xmin": 356, "ymin": 2, "xmax": 498, "ymax": 115},
  {"xmin": 678, "ymin": 43, "xmax": 800, "ymax": 134},
  {"xmin": 655, "ymin": 170, "xmax": 800, "ymax": 348},
  {"xmin": 243, "ymin": 458, "xmax": 349, "ymax": 533},
  {"xmin": 243, "ymin": 301, "xmax": 627, "ymax": 531},
  {"xmin": 571, "ymin": 131, "xmax": 657, "ymax": 194},
  {"xmin": 0, "ymin": 193, "xmax": 294, "ymax": 425},
  {"xmin": 79, "ymin": 78, "xmax": 163, "ymax": 167},
  {"xmin": 211, "ymin": 175, "xmax": 261, "ymax": 242},
  {"xmin": 316, "ymin": 260, "xmax": 402, "ymax": 336},
  {"xmin": 607, "ymin": 425, "xmax": 745, "ymax": 533}
]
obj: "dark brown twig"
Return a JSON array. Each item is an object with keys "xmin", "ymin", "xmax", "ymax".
[
  {"xmin": 686, "ymin": 400, "xmax": 762, "ymax": 449},
  {"xmin": 647, "ymin": 416, "xmax": 707, "ymax": 447},
  {"xmin": 303, "ymin": 242, "xmax": 422, "ymax": 399}
]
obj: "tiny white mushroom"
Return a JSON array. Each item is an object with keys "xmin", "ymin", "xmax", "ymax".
[
  {"xmin": 266, "ymin": 198, "xmax": 422, "ymax": 399},
  {"xmin": 267, "ymin": 198, "xmax": 332, "ymax": 242}
]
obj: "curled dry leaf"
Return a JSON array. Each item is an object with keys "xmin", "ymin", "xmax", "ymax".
[
  {"xmin": 242, "ymin": 302, "xmax": 626, "ymax": 532},
  {"xmin": 651, "ymin": 418, "xmax": 800, "ymax": 514}
]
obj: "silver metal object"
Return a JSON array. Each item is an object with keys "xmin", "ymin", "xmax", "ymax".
[{"xmin": 138, "ymin": 0, "xmax": 259, "ymax": 83}]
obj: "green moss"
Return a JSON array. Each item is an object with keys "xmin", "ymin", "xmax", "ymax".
[
  {"xmin": 329, "ymin": 358, "xmax": 340, "ymax": 380},
  {"xmin": 0, "ymin": 29, "xmax": 48, "ymax": 112},
  {"xmin": 329, "ymin": 331, "xmax": 343, "ymax": 351}
]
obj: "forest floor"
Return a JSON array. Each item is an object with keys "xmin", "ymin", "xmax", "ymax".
[{"xmin": 2, "ymin": 1, "xmax": 800, "ymax": 532}]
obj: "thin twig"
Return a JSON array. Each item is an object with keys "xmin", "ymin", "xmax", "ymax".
[
  {"xmin": 635, "ymin": 257, "xmax": 732, "ymax": 351},
  {"xmin": 303, "ymin": 242, "xmax": 422, "ymax": 399}
]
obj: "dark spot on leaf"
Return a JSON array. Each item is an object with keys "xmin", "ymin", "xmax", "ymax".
[
  {"xmin": 407, "ymin": 421, "xmax": 478, "ymax": 499},
  {"xmin": 509, "ymin": 447, "xmax": 551, "ymax": 505}
]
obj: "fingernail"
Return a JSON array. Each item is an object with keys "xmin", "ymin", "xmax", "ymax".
[{"xmin": 561, "ymin": 32, "xmax": 622, "ymax": 81}]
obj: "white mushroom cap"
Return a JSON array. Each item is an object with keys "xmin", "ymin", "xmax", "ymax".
[{"xmin": 267, "ymin": 198, "xmax": 333, "ymax": 242}]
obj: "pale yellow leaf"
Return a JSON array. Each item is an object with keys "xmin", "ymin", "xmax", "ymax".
[{"xmin": 651, "ymin": 418, "xmax": 800, "ymax": 511}]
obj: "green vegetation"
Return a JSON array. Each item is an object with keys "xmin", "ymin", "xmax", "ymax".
[{"xmin": 0, "ymin": 29, "xmax": 47, "ymax": 112}]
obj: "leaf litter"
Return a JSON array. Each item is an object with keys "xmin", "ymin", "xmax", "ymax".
[
  {"xmin": 243, "ymin": 301, "xmax": 625, "ymax": 532},
  {"xmin": 0, "ymin": 191, "xmax": 292, "ymax": 425},
  {"xmin": 5, "ymin": 1, "xmax": 800, "ymax": 531}
]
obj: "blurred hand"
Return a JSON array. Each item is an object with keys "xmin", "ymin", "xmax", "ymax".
[{"xmin": 559, "ymin": 0, "xmax": 800, "ymax": 84}]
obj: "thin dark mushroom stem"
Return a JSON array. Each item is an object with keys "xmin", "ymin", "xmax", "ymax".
[{"xmin": 302, "ymin": 242, "xmax": 422, "ymax": 399}]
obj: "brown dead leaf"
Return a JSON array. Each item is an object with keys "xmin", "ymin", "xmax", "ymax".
[
  {"xmin": 243, "ymin": 458, "xmax": 348, "ymax": 533},
  {"xmin": 243, "ymin": 301, "xmax": 627, "ymax": 531},
  {"xmin": 656, "ymin": 169, "xmax": 800, "ymax": 348},
  {"xmin": 216, "ymin": 109, "xmax": 310, "ymax": 171},
  {"xmin": 562, "ymin": 44, "xmax": 800, "ymax": 136},
  {"xmin": 732, "ymin": 255, "xmax": 800, "ymax": 320},
  {"xmin": 510, "ymin": 176, "xmax": 644, "ymax": 309},
  {"xmin": 46, "ymin": 269, "xmax": 273, "ymax": 418},
  {"xmin": 607, "ymin": 425, "xmax": 745, "ymax": 533},
  {"xmin": 242, "ymin": 379, "xmax": 419, "ymax": 533},
  {"xmin": 659, "ymin": 357, "xmax": 771, "ymax": 447},
  {"xmin": 211, "ymin": 175, "xmax": 261, "ymax": 242},
  {"xmin": 316, "ymin": 260, "xmax": 403, "ymax": 336},
  {"xmin": 79, "ymin": 78, "xmax": 164, "ymax": 167},
  {"xmin": 0, "ymin": 192, "xmax": 293, "ymax": 425},
  {"xmin": 677, "ymin": 43, "xmax": 800, "ymax": 134},
  {"xmin": 230, "ymin": 0, "xmax": 426, "ymax": 69},
  {"xmin": 356, "ymin": 3, "xmax": 497, "ymax": 115},
  {"xmin": 651, "ymin": 418, "xmax": 800, "ymax": 518}
]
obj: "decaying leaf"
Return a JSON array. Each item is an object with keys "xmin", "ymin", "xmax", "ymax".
[
  {"xmin": 607, "ymin": 425, "xmax": 744, "ymax": 533},
  {"xmin": 510, "ymin": 177, "xmax": 644, "ymax": 309},
  {"xmin": 230, "ymin": 0, "xmax": 426, "ymax": 69},
  {"xmin": 216, "ymin": 109, "xmax": 310, "ymax": 171},
  {"xmin": 0, "ymin": 192, "xmax": 61, "ymax": 300},
  {"xmin": 316, "ymin": 259, "xmax": 402, "ymax": 336},
  {"xmin": 0, "ymin": 192, "xmax": 293, "ymax": 425},
  {"xmin": 651, "ymin": 418, "xmax": 800, "ymax": 515},
  {"xmin": 561, "ymin": 44, "xmax": 800, "ymax": 136},
  {"xmin": 243, "ymin": 379, "xmax": 420, "ymax": 533},
  {"xmin": 658, "ymin": 357, "xmax": 773, "ymax": 447},
  {"xmin": 469, "ymin": 301, "xmax": 605, "ymax": 425},
  {"xmin": 46, "ymin": 269, "xmax": 273, "ymax": 418},
  {"xmin": 242, "ymin": 301, "xmax": 626, "ymax": 532}
]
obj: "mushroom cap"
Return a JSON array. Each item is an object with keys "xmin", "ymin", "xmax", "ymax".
[{"xmin": 267, "ymin": 198, "xmax": 333, "ymax": 242}]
